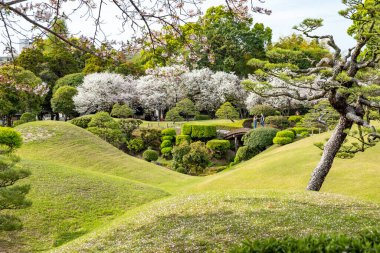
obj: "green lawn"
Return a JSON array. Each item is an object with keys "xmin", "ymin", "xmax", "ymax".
[{"xmin": 1, "ymin": 120, "xmax": 379, "ymax": 252}]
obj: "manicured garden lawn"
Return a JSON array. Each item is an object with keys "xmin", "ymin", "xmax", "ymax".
[{"xmin": 1, "ymin": 120, "xmax": 379, "ymax": 252}]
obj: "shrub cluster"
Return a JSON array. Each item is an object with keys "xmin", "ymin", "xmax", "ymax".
[
  {"xmin": 265, "ymin": 116, "xmax": 289, "ymax": 129},
  {"xmin": 172, "ymin": 141, "xmax": 210, "ymax": 175},
  {"xmin": 293, "ymin": 127, "xmax": 309, "ymax": 135},
  {"xmin": 181, "ymin": 124, "xmax": 217, "ymax": 140},
  {"xmin": 176, "ymin": 135, "xmax": 191, "ymax": 145},
  {"xmin": 243, "ymin": 127, "xmax": 278, "ymax": 151},
  {"xmin": 142, "ymin": 149, "xmax": 159, "ymax": 162},
  {"xmin": 273, "ymin": 130, "xmax": 295, "ymax": 145},
  {"xmin": 206, "ymin": 139, "xmax": 230, "ymax": 159},
  {"xmin": 229, "ymin": 230, "xmax": 380, "ymax": 253},
  {"xmin": 71, "ymin": 115, "xmax": 93, "ymax": 128}
]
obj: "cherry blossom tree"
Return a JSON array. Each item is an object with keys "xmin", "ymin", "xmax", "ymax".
[{"xmin": 73, "ymin": 73, "xmax": 136, "ymax": 114}]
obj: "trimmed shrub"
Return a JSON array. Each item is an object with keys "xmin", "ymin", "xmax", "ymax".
[
  {"xmin": 142, "ymin": 149, "xmax": 159, "ymax": 162},
  {"xmin": 88, "ymin": 112, "xmax": 119, "ymax": 129},
  {"xmin": 110, "ymin": 103, "xmax": 134, "ymax": 118},
  {"xmin": 12, "ymin": 120, "xmax": 24, "ymax": 127},
  {"xmin": 176, "ymin": 135, "xmax": 191, "ymax": 145},
  {"xmin": 181, "ymin": 124, "xmax": 192, "ymax": 135},
  {"xmin": 71, "ymin": 115, "xmax": 93, "ymax": 128},
  {"xmin": 300, "ymin": 131, "xmax": 310, "ymax": 138},
  {"xmin": 87, "ymin": 127, "xmax": 124, "ymax": 147},
  {"xmin": 288, "ymin": 115, "xmax": 303, "ymax": 124},
  {"xmin": 182, "ymin": 141, "xmax": 210, "ymax": 175},
  {"xmin": 0, "ymin": 127, "xmax": 23, "ymax": 151},
  {"xmin": 265, "ymin": 116, "xmax": 289, "ymax": 129},
  {"xmin": 206, "ymin": 139, "xmax": 230, "ymax": 158},
  {"xmin": 234, "ymin": 146, "xmax": 259, "ymax": 164},
  {"xmin": 293, "ymin": 127, "xmax": 309, "ymax": 134},
  {"xmin": 194, "ymin": 114, "xmax": 210, "ymax": 120},
  {"xmin": 190, "ymin": 125, "xmax": 217, "ymax": 139},
  {"xmin": 161, "ymin": 128, "xmax": 176, "ymax": 136},
  {"xmin": 285, "ymin": 128, "xmax": 297, "ymax": 136},
  {"xmin": 230, "ymin": 230, "xmax": 380, "ymax": 253},
  {"xmin": 276, "ymin": 130, "xmax": 295, "ymax": 140},
  {"xmin": 160, "ymin": 140, "xmax": 172, "ymax": 149},
  {"xmin": 249, "ymin": 105, "xmax": 276, "ymax": 116},
  {"xmin": 243, "ymin": 127, "xmax": 278, "ymax": 151},
  {"xmin": 273, "ymin": 137, "xmax": 293, "ymax": 145},
  {"xmin": 161, "ymin": 147, "xmax": 173, "ymax": 159},
  {"xmin": 20, "ymin": 112, "xmax": 36, "ymax": 123},
  {"xmin": 127, "ymin": 138, "xmax": 145, "ymax": 153},
  {"xmin": 161, "ymin": 136, "xmax": 173, "ymax": 141}
]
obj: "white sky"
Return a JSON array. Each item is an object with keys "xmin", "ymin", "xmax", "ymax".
[{"xmin": 1, "ymin": 0, "xmax": 356, "ymax": 56}]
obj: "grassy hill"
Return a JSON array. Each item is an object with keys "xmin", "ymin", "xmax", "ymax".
[{"xmin": 1, "ymin": 120, "xmax": 379, "ymax": 252}]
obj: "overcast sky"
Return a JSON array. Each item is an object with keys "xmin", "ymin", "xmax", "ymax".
[{"xmin": 1, "ymin": 0, "xmax": 356, "ymax": 56}]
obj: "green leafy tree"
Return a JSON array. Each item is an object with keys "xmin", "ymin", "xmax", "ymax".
[
  {"xmin": 53, "ymin": 73, "xmax": 84, "ymax": 93},
  {"xmin": 0, "ymin": 127, "xmax": 31, "ymax": 231},
  {"xmin": 51, "ymin": 86, "xmax": 78, "ymax": 121},
  {"xmin": 165, "ymin": 108, "xmax": 184, "ymax": 122},
  {"xmin": 175, "ymin": 98, "xmax": 198, "ymax": 120},
  {"xmin": 243, "ymin": 1, "xmax": 380, "ymax": 191},
  {"xmin": 215, "ymin": 102, "xmax": 240, "ymax": 122},
  {"xmin": 16, "ymin": 46, "xmax": 45, "ymax": 75}
]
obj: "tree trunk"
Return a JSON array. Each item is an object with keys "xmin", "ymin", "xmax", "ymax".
[{"xmin": 306, "ymin": 116, "xmax": 353, "ymax": 191}]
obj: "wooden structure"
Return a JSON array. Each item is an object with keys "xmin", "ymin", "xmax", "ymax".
[{"xmin": 224, "ymin": 128, "xmax": 251, "ymax": 151}]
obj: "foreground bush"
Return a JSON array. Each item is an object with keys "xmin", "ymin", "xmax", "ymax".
[
  {"xmin": 233, "ymin": 146, "xmax": 259, "ymax": 164},
  {"xmin": 273, "ymin": 137, "xmax": 293, "ymax": 145},
  {"xmin": 230, "ymin": 230, "xmax": 380, "ymax": 253},
  {"xmin": 142, "ymin": 149, "xmax": 159, "ymax": 162},
  {"xmin": 71, "ymin": 115, "xmax": 93, "ymax": 128},
  {"xmin": 206, "ymin": 139, "xmax": 230, "ymax": 159},
  {"xmin": 0, "ymin": 127, "xmax": 23, "ymax": 151},
  {"xmin": 243, "ymin": 127, "xmax": 278, "ymax": 151}
]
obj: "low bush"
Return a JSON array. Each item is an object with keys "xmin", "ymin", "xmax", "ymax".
[
  {"xmin": 243, "ymin": 127, "xmax": 278, "ymax": 151},
  {"xmin": 172, "ymin": 141, "xmax": 210, "ymax": 175},
  {"xmin": 88, "ymin": 112, "xmax": 119, "ymax": 129},
  {"xmin": 285, "ymin": 128, "xmax": 297, "ymax": 136},
  {"xmin": 273, "ymin": 137, "xmax": 293, "ymax": 145},
  {"xmin": 119, "ymin": 119, "xmax": 142, "ymax": 140},
  {"xmin": 265, "ymin": 116, "xmax": 289, "ymax": 129},
  {"xmin": 71, "ymin": 115, "xmax": 93, "ymax": 128},
  {"xmin": 87, "ymin": 127, "xmax": 124, "ymax": 147},
  {"xmin": 161, "ymin": 147, "xmax": 173, "ymax": 159},
  {"xmin": 161, "ymin": 128, "xmax": 176, "ymax": 136},
  {"xmin": 176, "ymin": 135, "xmax": 191, "ymax": 145},
  {"xmin": 160, "ymin": 140, "xmax": 172, "ymax": 149},
  {"xmin": 161, "ymin": 136, "xmax": 173, "ymax": 141},
  {"xmin": 127, "ymin": 138, "xmax": 145, "ymax": 153},
  {"xmin": 300, "ymin": 131, "xmax": 310, "ymax": 138},
  {"xmin": 142, "ymin": 149, "xmax": 159, "ymax": 162},
  {"xmin": 293, "ymin": 127, "xmax": 309, "ymax": 135},
  {"xmin": 276, "ymin": 130, "xmax": 295, "ymax": 140},
  {"xmin": 288, "ymin": 115, "xmax": 303, "ymax": 125},
  {"xmin": 194, "ymin": 114, "xmax": 211, "ymax": 120},
  {"xmin": 0, "ymin": 127, "xmax": 23, "ymax": 151},
  {"xmin": 229, "ymin": 230, "xmax": 380, "ymax": 253},
  {"xmin": 110, "ymin": 103, "xmax": 134, "ymax": 118},
  {"xmin": 20, "ymin": 112, "xmax": 36, "ymax": 123},
  {"xmin": 233, "ymin": 146, "xmax": 259, "ymax": 164},
  {"xmin": 206, "ymin": 139, "xmax": 230, "ymax": 159}
]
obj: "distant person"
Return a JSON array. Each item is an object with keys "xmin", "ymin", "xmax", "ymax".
[
  {"xmin": 260, "ymin": 113, "xmax": 265, "ymax": 127},
  {"xmin": 253, "ymin": 115, "xmax": 258, "ymax": 129}
]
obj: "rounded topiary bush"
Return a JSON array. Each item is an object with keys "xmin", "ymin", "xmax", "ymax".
[
  {"xmin": 243, "ymin": 127, "xmax": 278, "ymax": 151},
  {"xmin": 162, "ymin": 136, "xmax": 174, "ymax": 141},
  {"xmin": 288, "ymin": 115, "xmax": 303, "ymax": 124},
  {"xmin": 206, "ymin": 139, "xmax": 230, "ymax": 158},
  {"xmin": 176, "ymin": 135, "xmax": 191, "ymax": 145},
  {"xmin": 300, "ymin": 131, "xmax": 310, "ymax": 138},
  {"xmin": 0, "ymin": 127, "xmax": 23, "ymax": 150},
  {"xmin": 161, "ymin": 147, "xmax": 173, "ymax": 159},
  {"xmin": 273, "ymin": 137, "xmax": 293, "ymax": 145},
  {"xmin": 160, "ymin": 140, "xmax": 172, "ymax": 149},
  {"xmin": 20, "ymin": 112, "xmax": 36, "ymax": 123},
  {"xmin": 71, "ymin": 115, "xmax": 93, "ymax": 128},
  {"xmin": 276, "ymin": 130, "xmax": 295, "ymax": 140},
  {"xmin": 88, "ymin": 112, "xmax": 119, "ymax": 129},
  {"xmin": 161, "ymin": 128, "xmax": 176, "ymax": 136},
  {"xmin": 285, "ymin": 128, "xmax": 297, "ymax": 136},
  {"xmin": 234, "ymin": 146, "xmax": 259, "ymax": 164},
  {"xmin": 142, "ymin": 149, "xmax": 159, "ymax": 162}
]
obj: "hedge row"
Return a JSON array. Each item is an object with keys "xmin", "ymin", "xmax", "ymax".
[{"xmin": 181, "ymin": 124, "xmax": 217, "ymax": 139}]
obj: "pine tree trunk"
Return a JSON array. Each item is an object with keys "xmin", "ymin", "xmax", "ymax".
[{"xmin": 306, "ymin": 116, "xmax": 353, "ymax": 191}]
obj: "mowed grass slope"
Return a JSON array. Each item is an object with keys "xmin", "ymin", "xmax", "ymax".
[
  {"xmin": 16, "ymin": 121, "xmax": 198, "ymax": 192},
  {"xmin": 193, "ymin": 131, "xmax": 380, "ymax": 203}
]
